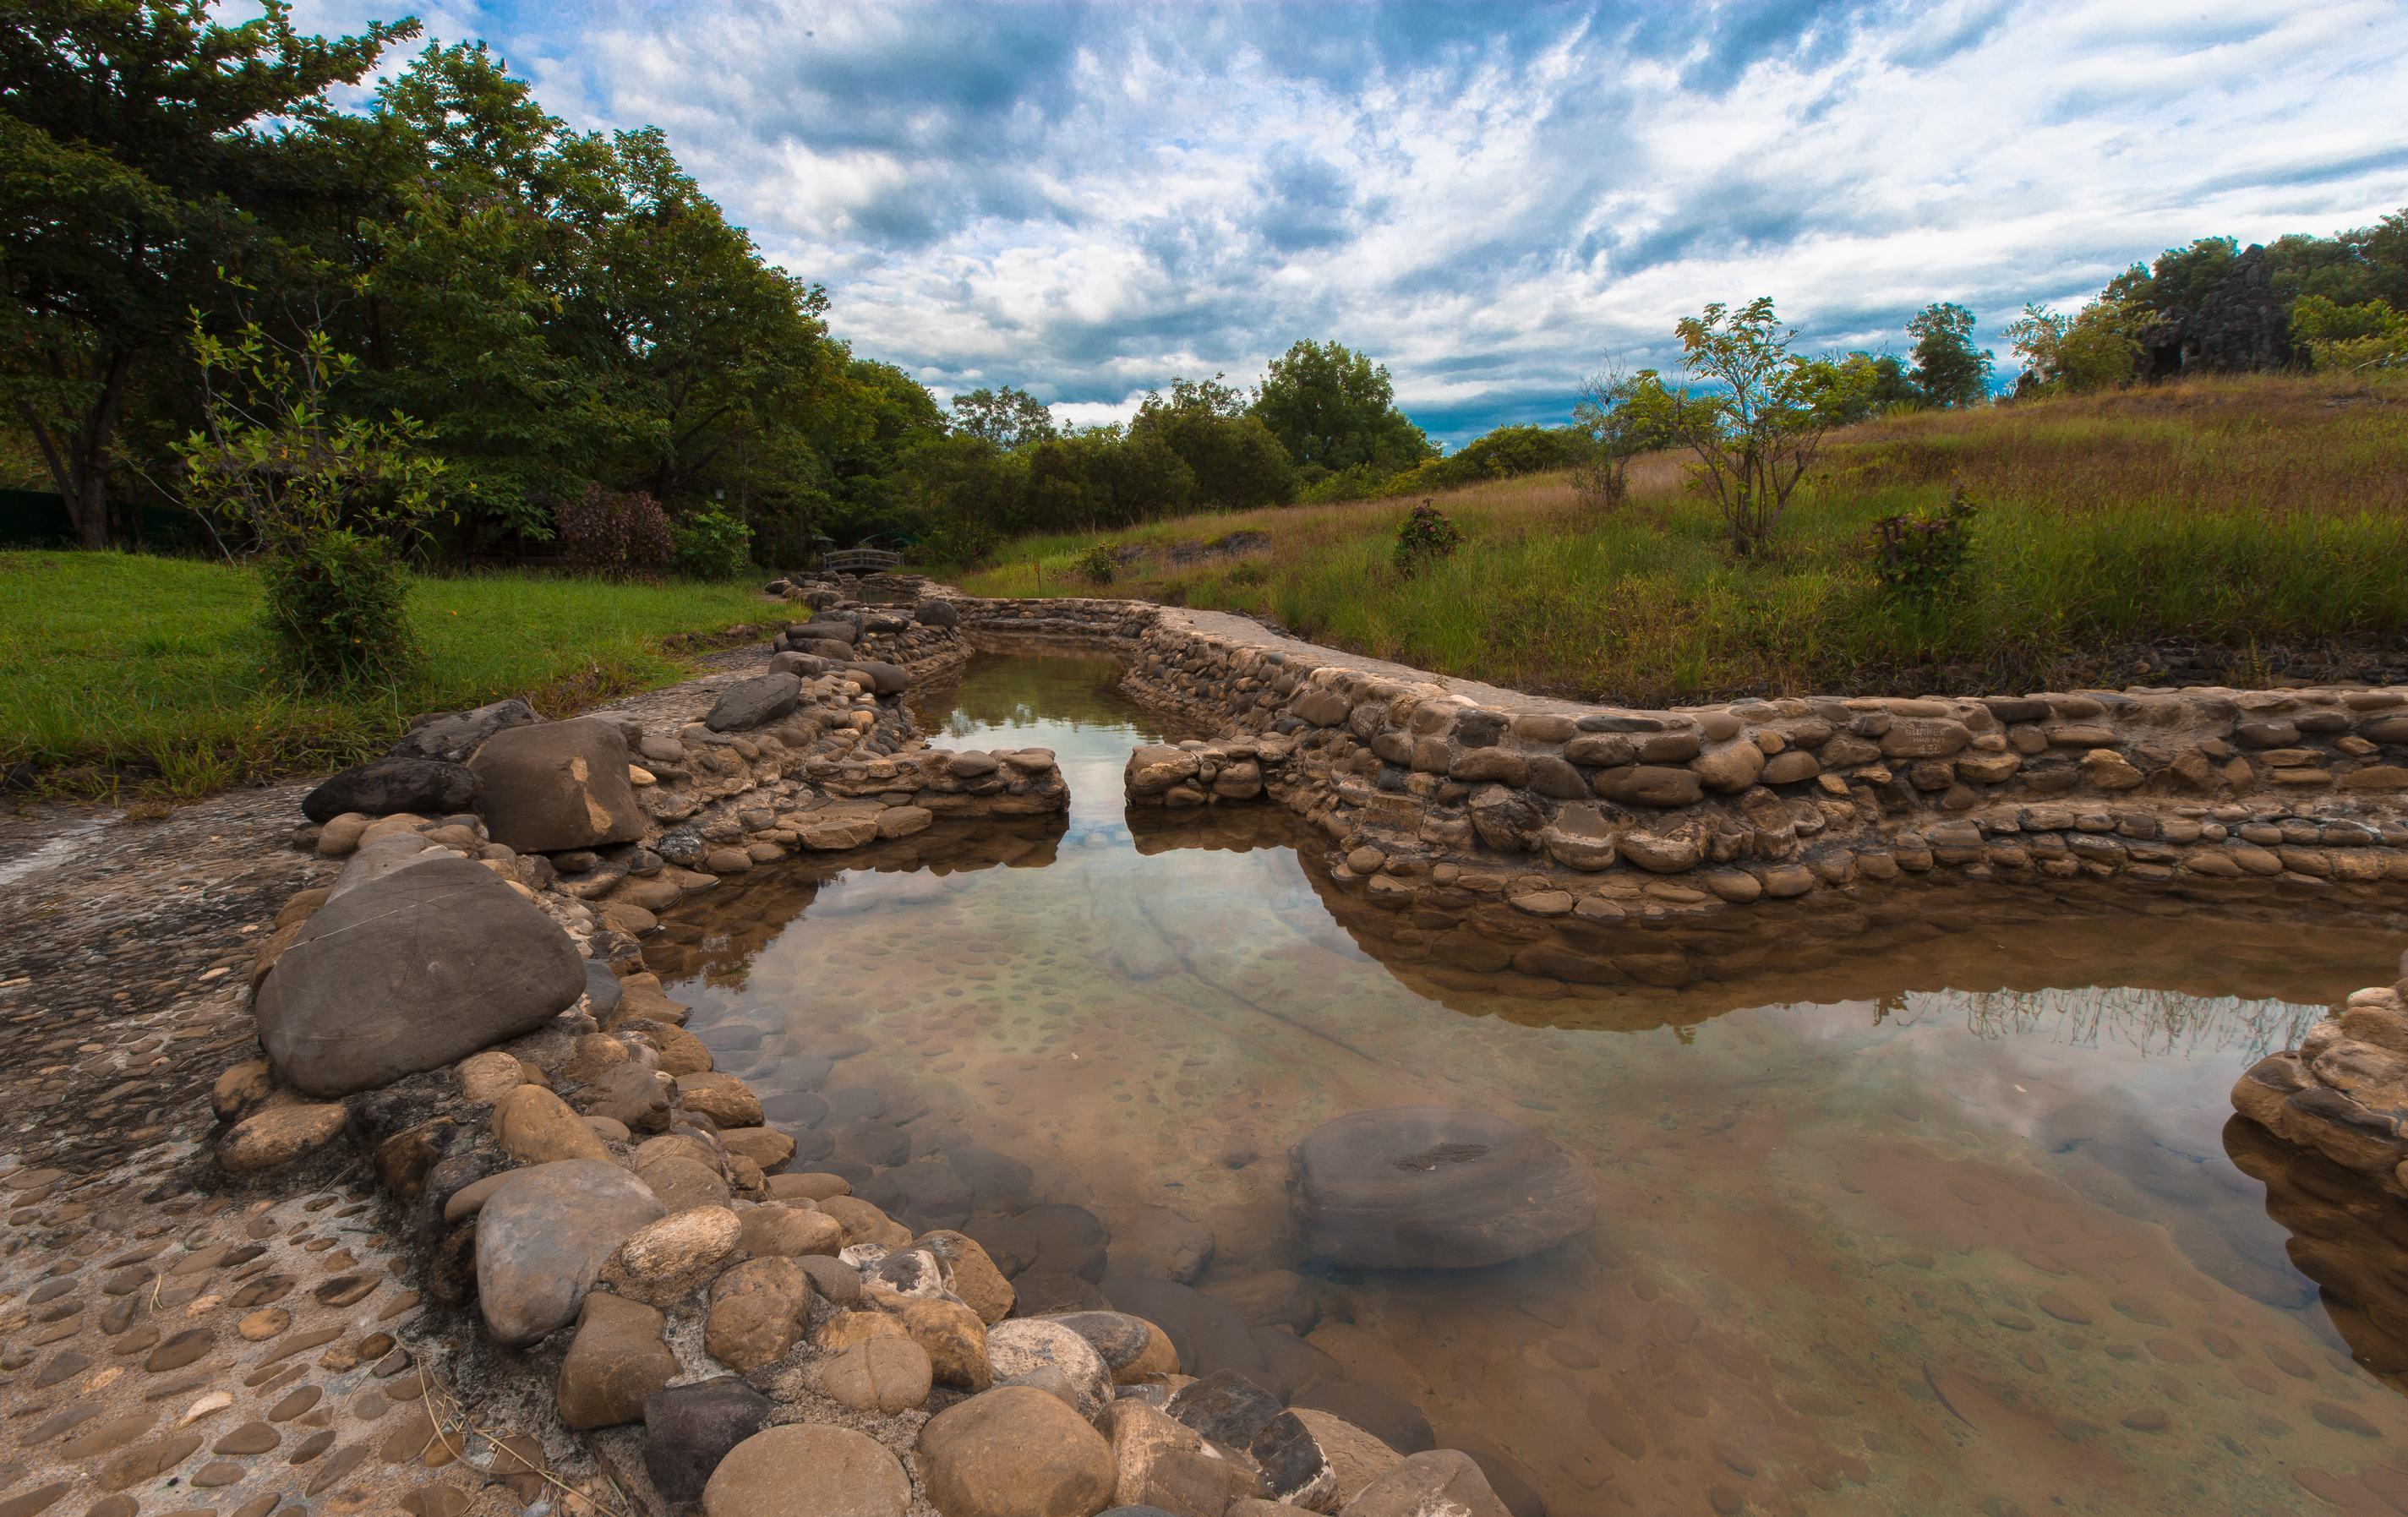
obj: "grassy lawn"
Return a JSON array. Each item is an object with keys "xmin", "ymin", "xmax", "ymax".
[
  {"xmin": 952, "ymin": 374, "xmax": 2408, "ymax": 703},
  {"xmin": 0, "ymin": 552, "xmax": 775, "ymax": 799}
]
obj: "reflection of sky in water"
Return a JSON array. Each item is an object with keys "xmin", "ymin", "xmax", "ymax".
[{"xmin": 667, "ymin": 653, "xmax": 2408, "ymax": 1516}]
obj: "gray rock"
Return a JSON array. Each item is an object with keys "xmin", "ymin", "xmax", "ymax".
[
  {"xmin": 392, "ymin": 696, "xmax": 538, "ymax": 763},
  {"xmin": 476, "ymin": 1160, "xmax": 665, "ymax": 1347},
  {"xmin": 1166, "ymin": 1370, "xmax": 1335, "ymax": 1509},
  {"xmin": 795, "ymin": 616, "xmax": 860, "ymax": 645},
  {"xmin": 254, "ymin": 855, "xmax": 585, "ymax": 1096},
  {"xmin": 303, "ymin": 756, "xmax": 478, "ymax": 822},
  {"xmin": 785, "ymin": 636, "xmax": 856, "ymax": 660},
  {"xmin": 582, "ymin": 961, "xmax": 623, "ymax": 1022},
  {"xmin": 1289, "ymin": 1107, "xmax": 1596, "ymax": 1269},
  {"xmin": 706, "ymin": 672, "xmax": 804, "ymax": 733},
  {"xmin": 914, "ymin": 598, "xmax": 960, "ymax": 629},
  {"xmin": 844, "ymin": 659, "xmax": 909, "ymax": 696},
  {"xmin": 469, "ymin": 717, "xmax": 647, "ymax": 853},
  {"xmin": 642, "ymin": 1376, "xmax": 772, "ymax": 1504},
  {"xmin": 322, "ymin": 831, "xmax": 442, "ymax": 902},
  {"xmin": 986, "ymin": 1318, "xmax": 1112, "ymax": 1421}
]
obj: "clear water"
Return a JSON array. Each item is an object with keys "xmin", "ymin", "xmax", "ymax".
[{"xmin": 651, "ymin": 654, "xmax": 2408, "ymax": 1516}]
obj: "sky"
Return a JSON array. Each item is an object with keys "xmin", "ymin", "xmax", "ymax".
[{"xmin": 287, "ymin": 0, "xmax": 2408, "ymax": 447}]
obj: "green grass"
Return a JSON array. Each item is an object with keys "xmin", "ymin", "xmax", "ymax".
[
  {"xmin": 0, "ymin": 552, "xmax": 775, "ymax": 800},
  {"xmin": 952, "ymin": 373, "xmax": 2408, "ymax": 702}
]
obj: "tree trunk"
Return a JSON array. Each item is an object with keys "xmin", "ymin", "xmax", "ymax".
[{"xmin": 28, "ymin": 347, "xmax": 136, "ymax": 550}]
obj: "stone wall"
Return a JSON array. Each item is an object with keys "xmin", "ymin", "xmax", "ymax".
[{"xmin": 940, "ymin": 597, "xmax": 2408, "ymax": 940}]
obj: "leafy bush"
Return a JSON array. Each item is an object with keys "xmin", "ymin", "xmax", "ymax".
[
  {"xmin": 1075, "ymin": 543, "xmax": 1117, "ymax": 585},
  {"xmin": 258, "ymin": 530, "xmax": 418, "ymax": 686},
  {"xmin": 672, "ymin": 507, "xmax": 754, "ymax": 579},
  {"xmin": 1393, "ymin": 499, "xmax": 1462, "ymax": 576},
  {"xmin": 2293, "ymin": 295, "xmax": 2408, "ymax": 370},
  {"xmin": 1870, "ymin": 485, "xmax": 1978, "ymax": 600},
  {"xmin": 558, "ymin": 484, "xmax": 672, "ymax": 576}
]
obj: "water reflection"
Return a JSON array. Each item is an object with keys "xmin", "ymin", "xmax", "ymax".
[{"xmin": 650, "ymin": 654, "xmax": 2408, "ymax": 1516}]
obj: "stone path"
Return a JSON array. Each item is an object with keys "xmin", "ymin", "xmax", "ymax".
[{"xmin": 0, "ymin": 791, "xmax": 587, "ymax": 1515}]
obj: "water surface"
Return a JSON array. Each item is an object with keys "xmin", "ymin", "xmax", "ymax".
[{"xmin": 652, "ymin": 653, "xmax": 2408, "ymax": 1516}]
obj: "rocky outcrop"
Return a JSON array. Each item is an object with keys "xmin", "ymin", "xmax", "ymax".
[
  {"xmin": 250, "ymin": 854, "xmax": 585, "ymax": 1095},
  {"xmin": 2137, "ymin": 244, "xmax": 2294, "ymax": 379},
  {"xmin": 1288, "ymin": 1107, "xmax": 1597, "ymax": 1269},
  {"xmin": 2231, "ymin": 952, "xmax": 2408, "ymax": 1193}
]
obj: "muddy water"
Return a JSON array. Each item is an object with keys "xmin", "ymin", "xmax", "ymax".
[{"xmin": 649, "ymin": 654, "xmax": 2408, "ymax": 1517}]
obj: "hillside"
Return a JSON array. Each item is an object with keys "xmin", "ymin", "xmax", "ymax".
[{"xmin": 951, "ymin": 374, "xmax": 2408, "ymax": 704}]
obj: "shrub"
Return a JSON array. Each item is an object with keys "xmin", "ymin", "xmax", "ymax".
[
  {"xmin": 1393, "ymin": 499, "xmax": 1462, "ymax": 576},
  {"xmin": 558, "ymin": 484, "xmax": 672, "ymax": 576},
  {"xmin": 258, "ymin": 530, "xmax": 418, "ymax": 686},
  {"xmin": 1870, "ymin": 485, "xmax": 1979, "ymax": 600},
  {"xmin": 1075, "ymin": 543, "xmax": 1117, "ymax": 585},
  {"xmin": 672, "ymin": 507, "xmax": 754, "ymax": 579}
]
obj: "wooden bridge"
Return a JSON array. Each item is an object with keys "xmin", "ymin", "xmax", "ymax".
[{"xmin": 818, "ymin": 547, "xmax": 904, "ymax": 576}]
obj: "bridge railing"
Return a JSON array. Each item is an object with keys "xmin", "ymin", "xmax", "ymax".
[{"xmin": 817, "ymin": 548, "xmax": 903, "ymax": 576}]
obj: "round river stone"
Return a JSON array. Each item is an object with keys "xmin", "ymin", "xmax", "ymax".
[{"xmin": 1288, "ymin": 1106, "xmax": 1596, "ymax": 1269}]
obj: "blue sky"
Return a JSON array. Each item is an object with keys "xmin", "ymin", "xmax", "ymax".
[{"xmin": 292, "ymin": 0, "xmax": 2408, "ymax": 446}]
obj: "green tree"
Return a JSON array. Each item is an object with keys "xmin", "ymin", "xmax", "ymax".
[
  {"xmin": 1249, "ymin": 338, "xmax": 1434, "ymax": 474},
  {"xmin": 2004, "ymin": 299, "xmax": 2146, "ymax": 394},
  {"xmin": 2291, "ymin": 295, "xmax": 2408, "ymax": 371},
  {"xmin": 1658, "ymin": 297, "xmax": 1865, "ymax": 555},
  {"xmin": 1906, "ymin": 302, "xmax": 1993, "ymax": 407},
  {"xmin": 1131, "ymin": 374, "xmax": 1296, "ymax": 510},
  {"xmin": 2105, "ymin": 236, "xmax": 2239, "ymax": 315},
  {"xmin": 1570, "ymin": 367, "xmax": 1673, "ymax": 508},
  {"xmin": 0, "ymin": 0, "xmax": 414, "ymax": 546},
  {"xmin": 948, "ymin": 385, "xmax": 1057, "ymax": 449}
]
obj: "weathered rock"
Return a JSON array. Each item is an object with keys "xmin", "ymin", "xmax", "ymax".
[
  {"xmin": 704, "ymin": 1257, "xmax": 814, "ymax": 1370},
  {"xmin": 703, "ymin": 1423, "xmax": 910, "ymax": 1517},
  {"xmin": 644, "ymin": 1378, "xmax": 772, "ymax": 1506},
  {"xmin": 457, "ymin": 1050, "xmax": 524, "ymax": 1105},
  {"xmin": 640, "ymin": 1154, "xmax": 735, "ymax": 1214},
  {"xmin": 303, "ymin": 756, "xmax": 478, "ymax": 823},
  {"xmin": 469, "ymin": 717, "xmax": 648, "ymax": 853},
  {"xmin": 809, "ymin": 1334, "xmax": 934, "ymax": 1414},
  {"xmin": 718, "ymin": 1125, "xmax": 794, "ymax": 1171},
  {"xmin": 1290, "ymin": 1410, "xmax": 1404, "ymax": 1508},
  {"xmin": 1101, "ymin": 1275, "xmax": 1263, "ymax": 1380},
  {"xmin": 493, "ymin": 1083, "xmax": 613, "ymax": 1165},
  {"xmin": 987, "ymin": 1318, "xmax": 1115, "ymax": 1421},
  {"xmin": 216, "ymin": 1102, "xmax": 348, "ymax": 1174},
  {"xmin": 844, "ymin": 659, "xmax": 909, "ymax": 696},
  {"xmin": 555, "ymin": 1292, "xmax": 677, "ymax": 1429},
  {"xmin": 1290, "ymin": 1107, "xmax": 1596, "ymax": 1269},
  {"xmin": 1042, "ymin": 1312, "xmax": 1180, "ymax": 1386},
  {"xmin": 676, "ymin": 1072, "xmax": 765, "ymax": 1127},
  {"xmin": 1338, "ymin": 1449, "xmax": 1510, "ymax": 1517},
  {"xmin": 477, "ymin": 1160, "xmax": 666, "ymax": 1347},
  {"xmin": 898, "ymin": 1296, "xmax": 992, "ymax": 1390},
  {"xmin": 919, "ymin": 1385, "xmax": 1117, "ymax": 1517},
  {"xmin": 393, "ymin": 696, "xmax": 538, "ymax": 764},
  {"xmin": 1106, "ymin": 1399, "xmax": 1264, "ymax": 1517},
  {"xmin": 736, "ymin": 1203, "xmax": 843, "ymax": 1258},
  {"xmin": 706, "ymin": 673, "xmax": 804, "ymax": 733},
  {"xmin": 601, "ymin": 1207, "xmax": 742, "ymax": 1305},
  {"xmin": 920, "ymin": 1230, "xmax": 1015, "ymax": 1323},
  {"xmin": 915, "ymin": 598, "xmax": 961, "ymax": 628},
  {"xmin": 1167, "ymin": 1370, "xmax": 1335, "ymax": 1509},
  {"xmin": 254, "ymin": 855, "xmax": 585, "ymax": 1097}
]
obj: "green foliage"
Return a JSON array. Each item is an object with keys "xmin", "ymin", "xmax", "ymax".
[
  {"xmin": 2106, "ymin": 237, "xmax": 2241, "ymax": 314},
  {"xmin": 557, "ymin": 484, "xmax": 672, "ymax": 576},
  {"xmin": 1250, "ymin": 339, "xmax": 1435, "ymax": 473},
  {"xmin": 1392, "ymin": 500, "xmax": 1462, "ymax": 576},
  {"xmin": 671, "ymin": 507, "xmax": 754, "ymax": 578},
  {"xmin": 1074, "ymin": 543, "xmax": 1117, "ymax": 585},
  {"xmin": 2004, "ymin": 300, "xmax": 2147, "ymax": 395},
  {"xmin": 257, "ymin": 530, "xmax": 416, "ymax": 686},
  {"xmin": 2292, "ymin": 295, "xmax": 2408, "ymax": 371},
  {"xmin": 1906, "ymin": 303, "xmax": 1993, "ymax": 407},
  {"xmin": 1659, "ymin": 297, "xmax": 1865, "ymax": 555},
  {"xmin": 1131, "ymin": 376, "xmax": 1296, "ymax": 510},
  {"xmin": 948, "ymin": 385, "xmax": 1059, "ymax": 449},
  {"xmin": 1870, "ymin": 485, "xmax": 1978, "ymax": 602}
]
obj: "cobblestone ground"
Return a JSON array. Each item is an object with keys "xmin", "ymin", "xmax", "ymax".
[{"xmin": 0, "ymin": 792, "xmax": 576, "ymax": 1517}]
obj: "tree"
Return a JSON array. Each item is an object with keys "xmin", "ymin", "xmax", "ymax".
[
  {"xmin": 1570, "ymin": 368, "xmax": 1671, "ymax": 509},
  {"xmin": 2004, "ymin": 300, "xmax": 2146, "ymax": 394},
  {"xmin": 948, "ymin": 385, "xmax": 1057, "ymax": 449},
  {"xmin": 1658, "ymin": 297, "xmax": 1865, "ymax": 555},
  {"xmin": 1906, "ymin": 302, "xmax": 1992, "ymax": 407},
  {"xmin": 1249, "ymin": 339, "xmax": 1434, "ymax": 474},
  {"xmin": 2291, "ymin": 295, "xmax": 2408, "ymax": 371},
  {"xmin": 0, "ymin": 0, "xmax": 414, "ymax": 547},
  {"xmin": 2106, "ymin": 237, "xmax": 2241, "ymax": 315},
  {"xmin": 1131, "ymin": 374, "xmax": 1295, "ymax": 510}
]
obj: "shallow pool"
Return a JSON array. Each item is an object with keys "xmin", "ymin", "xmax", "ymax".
[{"xmin": 648, "ymin": 653, "xmax": 2408, "ymax": 1516}]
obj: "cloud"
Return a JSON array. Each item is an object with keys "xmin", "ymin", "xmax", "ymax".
[{"xmin": 292, "ymin": 0, "xmax": 2408, "ymax": 444}]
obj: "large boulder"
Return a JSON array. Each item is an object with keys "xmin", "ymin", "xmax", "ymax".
[
  {"xmin": 476, "ymin": 1160, "xmax": 665, "ymax": 1347},
  {"xmin": 915, "ymin": 598, "xmax": 961, "ymax": 629},
  {"xmin": 469, "ymin": 718, "xmax": 647, "ymax": 853},
  {"xmin": 1288, "ymin": 1108, "xmax": 1595, "ymax": 1269},
  {"xmin": 391, "ymin": 696, "xmax": 539, "ymax": 764},
  {"xmin": 706, "ymin": 673, "xmax": 803, "ymax": 733},
  {"xmin": 302, "ymin": 756, "xmax": 478, "ymax": 822},
  {"xmin": 252, "ymin": 854, "xmax": 584, "ymax": 1096},
  {"xmin": 704, "ymin": 1424, "xmax": 909, "ymax": 1517},
  {"xmin": 918, "ymin": 1385, "xmax": 1116, "ymax": 1517}
]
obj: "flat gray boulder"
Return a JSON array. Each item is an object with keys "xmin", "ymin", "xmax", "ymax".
[
  {"xmin": 914, "ymin": 598, "xmax": 960, "ymax": 628},
  {"xmin": 1290, "ymin": 1107, "xmax": 1594, "ymax": 1269},
  {"xmin": 254, "ymin": 854, "xmax": 585, "ymax": 1095},
  {"xmin": 477, "ymin": 1160, "xmax": 665, "ymax": 1346},
  {"xmin": 844, "ymin": 660, "xmax": 908, "ymax": 696},
  {"xmin": 391, "ymin": 696, "xmax": 538, "ymax": 763},
  {"xmin": 303, "ymin": 755, "xmax": 478, "ymax": 822},
  {"xmin": 469, "ymin": 717, "xmax": 647, "ymax": 852},
  {"xmin": 706, "ymin": 672, "xmax": 803, "ymax": 732}
]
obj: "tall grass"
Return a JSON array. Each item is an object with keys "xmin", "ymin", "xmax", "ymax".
[
  {"xmin": 952, "ymin": 374, "xmax": 2408, "ymax": 701},
  {"xmin": 0, "ymin": 552, "xmax": 773, "ymax": 799}
]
